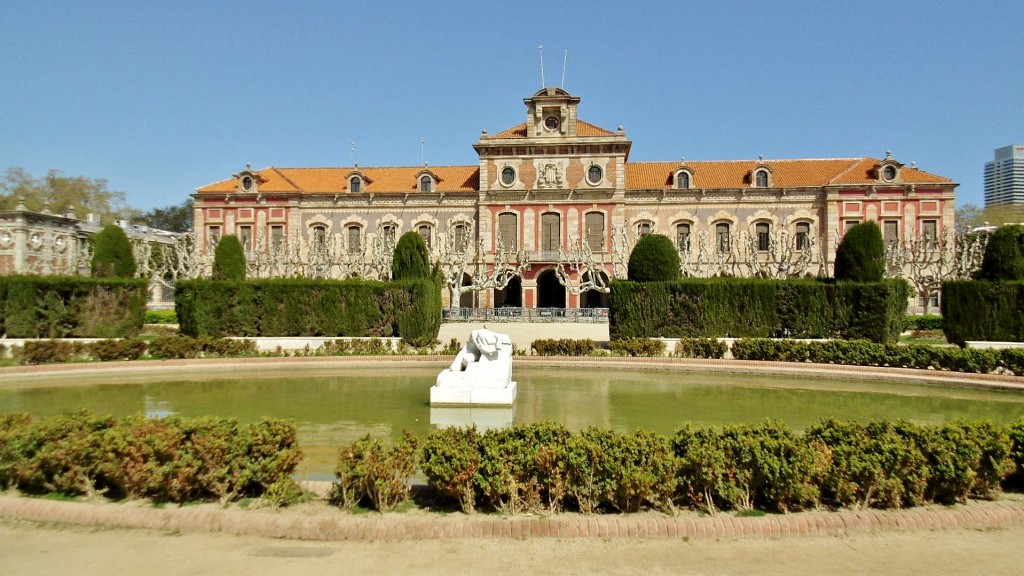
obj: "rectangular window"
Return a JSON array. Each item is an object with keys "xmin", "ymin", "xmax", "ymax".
[
  {"xmin": 238, "ymin": 226, "xmax": 252, "ymax": 251},
  {"xmin": 541, "ymin": 213, "xmax": 560, "ymax": 252},
  {"xmin": 270, "ymin": 225, "xmax": 284, "ymax": 251},
  {"xmin": 795, "ymin": 222, "xmax": 810, "ymax": 251},
  {"xmin": 922, "ymin": 220, "xmax": 938, "ymax": 246},
  {"xmin": 207, "ymin": 226, "xmax": 221, "ymax": 246},
  {"xmin": 883, "ymin": 220, "xmax": 899, "ymax": 245},
  {"xmin": 418, "ymin": 225, "xmax": 432, "ymax": 250},
  {"xmin": 381, "ymin": 224, "xmax": 397, "ymax": 249},
  {"xmin": 637, "ymin": 221, "xmax": 653, "ymax": 237},
  {"xmin": 756, "ymin": 222, "xmax": 770, "ymax": 251},
  {"xmin": 844, "ymin": 220, "xmax": 860, "ymax": 234},
  {"xmin": 716, "ymin": 223, "xmax": 730, "ymax": 252},
  {"xmin": 498, "ymin": 213, "xmax": 517, "ymax": 250},
  {"xmin": 347, "ymin": 226, "xmax": 361, "ymax": 254},
  {"xmin": 675, "ymin": 223, "xmax": 690, "ymax": 251},
  {"xmin": 585, "ymin": 212, "xmax": 605, "ymax": 251},
  {"xmin": 453, "ymin": 223, "xmax": 468, "ymax": 252}
]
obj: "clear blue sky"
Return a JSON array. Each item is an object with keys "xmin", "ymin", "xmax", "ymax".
[{"xmin": 2, "ymin": 0, "xmax": 1021, "ymax": 211}]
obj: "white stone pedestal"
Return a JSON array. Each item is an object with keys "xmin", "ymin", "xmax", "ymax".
[{"xmin": 431, "ymin": 327, "xmax": 518, "ymax": 407}]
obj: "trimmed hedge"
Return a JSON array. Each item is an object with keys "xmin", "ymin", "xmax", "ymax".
[
  {"xmin": 175, "ymin": 277, "xmax": 440, "ymax": 344},
  {"xmin": 212, "ymin": 235, "xmax": 246, "ymax": 281},
  {"xmin": 0, "ymin": 276, "xmax": 147, "ymax": 338},
  {"xmin": 834, "ymin": 221, "xmax": 885, "ymax": 282},
  {"xmin": 731, "ymin": 338, "xmax": 1024, "ymax": 375},
  {"xmin": 348, "ymin": 418, "xmax": 1021, "ymax": 515},
  {"xmin": 942, "ymin": 280, "xmax": 1024, "ymax": 345},
  {"xmin": 609, "ymin": 278, "xmax": 908, "ymax": 344},
  {"xmin": 531, "ymin": 338, "xmax": 597, "ymax": 356},
  {"xmin": 627, "ymin": 234, "xmax": 681, "ymax": 282},
  {"xmin": 0, "ymin": 411, "xmax": 302, "ymax": 504},
  {"xmin": 906, "ymin": 314, "xmax": 943, "ymax": 331}
]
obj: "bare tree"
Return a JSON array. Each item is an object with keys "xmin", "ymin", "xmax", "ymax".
[
  {"xmin": 554, "ymin": 231, "xmax": 611, "ymax": 295},
  {"xmin": 437, "ymin": 223, "xmax": 530, "ymax": 311},
  {"xmin": 886, "ymin": 230, "xmax": 988, "ymax": 314}
]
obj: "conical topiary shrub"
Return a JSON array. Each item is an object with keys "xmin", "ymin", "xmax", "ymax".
[
  {"xmin": 977, "ymin": 225, "xmax": 1024, "ymax": 281},
  {"xmin": 627, "ymin": 234, "xmax": 681, "ymax": 282},
  {"xmin": 91, "ymin": 224, "xmax": 137, "ymax": 278},
  {"xmin": 212, "ymin": 235, "xmax": 246, "ymax": 280},
  {"xmin": 391, "ymin": 231, "xmax": 432, "ymax": 281},
  {"xmin": 834, "ymin": 221, "xmax": 885, "ymax": 282}
]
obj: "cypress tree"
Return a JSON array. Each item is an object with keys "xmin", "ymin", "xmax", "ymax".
[
  {"xmin": 627, "ymin": 234, "xmax": 681, "ymax": 282},
  {"xmin": 212, "ymin": 235, "xmax": 247, "ymax": 280},
  {"xmin": 391, "ymin": 231, "xmax": 432, "ymax": 281},
  {"xmin": 834, "ymin": 221, "xmax": 886, "ymax": 282},
  {"xmin": 91, "ymin": 224, "xmax": 137, "ymax": 278},
  {"xmin": 978, "ymin": 225, "xmax": 1024, "ymax": 281}
]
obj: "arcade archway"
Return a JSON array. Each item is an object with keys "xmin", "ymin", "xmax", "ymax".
[{"xmin": 537, "ymin": 269, "xmax": 566, "ymax": 308}]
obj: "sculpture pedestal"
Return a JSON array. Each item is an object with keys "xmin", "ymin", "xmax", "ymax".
[{"xmin": 431, "ymin": 327, "xmax": 517, "ymax": 407}]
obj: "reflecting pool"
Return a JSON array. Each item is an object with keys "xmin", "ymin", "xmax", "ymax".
[{"xmin": 2, "ymin": 366, "xmax": 1023, "ymax": 479}]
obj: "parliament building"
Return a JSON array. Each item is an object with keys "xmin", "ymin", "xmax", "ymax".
[{"xmin": 194, "ymin": 88, "xmax": 957, "ymax": 310}]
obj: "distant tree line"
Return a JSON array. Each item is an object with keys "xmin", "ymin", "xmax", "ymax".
[{"xmin": 1, "ymin": 166, "xmax": 193, "ymax": 233}]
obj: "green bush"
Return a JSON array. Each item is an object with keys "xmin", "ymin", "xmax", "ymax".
[
  {"xmin": 391, "ymin": 231, "xmax": 432, "ymax": 282},
  {"xmin": 834, "ymin": 221, "xmax": 885, "ymax": 282},
  {"xmin": 942, "ymin": 281, "xmax": 1024, "ymax": 344},
  {"xmin": 212, "ymin": 235, "xmax": 247, "ymax": 281},
  {"xmin": 144, "ymin": 310, "xmax": 178, "ymax": 324},
  {"xmin": 333, "ymin": 431, "xmax": 419, "ymax": 511},
  {"xmin": 88, "ymin": 338, "xmax": 147, "ymax": 361},
  {"xmin": 627, "ymin": 234, "xmax": 681, "ymax": 282},
  {"xmin": 673, "ymin": 338, "xmax": 729, "ymax": 359},
  {"xmin": 3, "ymin": 276, "xmax": 147, "ymax": 338},
  {"xmin": 420, "ymin": 426, "xmax": 482, "ymax": 513},
  {"xmin": 0, "ymin": 411, "xmax": 301, "ymax": 504},
  {"xmin": 977, "ymin": 225, "xmax": 1024, "ymax": 281},
  {"xmin": 905, "ymin": 315, "xmax": 943, "ymax": 331},
  {"xmin": 91, "ymin": 225, "xmax": 137, "ymax": 278},
  {"xmin": 175, "ymin": 277, "xmax": 439, "ymax": 344},
  {"xmin": 609, "ymin": 338, "xmax": 666, "ymax": 357},
  {"xmin": 530, "ymin": 338, "xmax": 597, "ymax": 356},
  {"xmin": 609, "ymin": 278, "xmax": 907, "ymax": 343}
]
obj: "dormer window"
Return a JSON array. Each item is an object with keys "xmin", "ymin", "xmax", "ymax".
[
  {"xmin": 419, "ymin": 175, "xmax": 433, "ymax": 193},
  {"xmin": 349, "ymin": 176, "xmax": 362, "ymax": 193},
  {"xmin": 233, "ymin": 164, "xmax": 262, "ymax": 193},
  {"xmin": 875, "ymin": 151, "xmax": 903, "ymax": 183},
  {"xmin": 675, "ymin": 170, "xmax": 691, "ymax": 189},
  {"xmin": 241, "ymin": 176, "xmax": 254, "ymax": 191},
  {"xmin": 754, "ymin": 170, "xmax": 769, "ymax": 188}
]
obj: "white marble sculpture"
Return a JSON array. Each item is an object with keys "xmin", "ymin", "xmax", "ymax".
[{"xmin": 431, "ymin": 327, "xmax": 517, "ymax": 406}]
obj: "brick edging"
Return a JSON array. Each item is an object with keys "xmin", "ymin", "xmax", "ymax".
[{"xmin": 2, "ymin": 495, "xmax": 1023, "ymax": 541}]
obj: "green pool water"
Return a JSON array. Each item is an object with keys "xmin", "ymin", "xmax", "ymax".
[{"xmin": 2, "ymin": 366, "xmax": 1023, "ymax": 478}]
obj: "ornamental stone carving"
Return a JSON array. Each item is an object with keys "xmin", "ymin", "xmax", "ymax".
[{"xmin": 538, "ymin": 162, "xmax": 564, "ymax": 189}]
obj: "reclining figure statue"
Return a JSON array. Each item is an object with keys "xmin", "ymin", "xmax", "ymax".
[{"xmin": 431, "ymin": 327, "xmax": 517, "ymax": 406}]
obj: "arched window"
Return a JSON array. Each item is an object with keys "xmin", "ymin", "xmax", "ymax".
[
  {"xmin": 346, "ymin": 225, "xmax": 361, "ymax": 254},
  {"xmin": 715, "ymin": 222, "xmax": 731, "ymax": 252},
  {"xmin": 755, "ymin": 222, "xmax": 771, "ymax": 251},
  {"xmin": 418, "ymin": 224, "xmax": 432, "ymax": 249},
  {"xmin": 795, "ymin": 222, "xmax": 810, "ymax": 251},
  {"xmin": 676, "ymin": 171, "xmax": 690, "ymax": 189},
  {"xmin": 754, "ymin": 170, "xmax": 769, "ymax": 188},
  {"xmin": 498, "ymin": 212, "xmax": 518, "ymax": 250},
  {"xmin": 585, "ymin": 211, "xmax": 605, "ymax": 251},
  {"xmin": 675, "ymin": 223, "xmax": 691, "ymax": 251},
  {"xmin": 419, "ymin": 175, "xmax": 432, "ymax": 193},
  {"xmin": 349, "ymin": 176, "xmax": 362, "ymax": 193}
]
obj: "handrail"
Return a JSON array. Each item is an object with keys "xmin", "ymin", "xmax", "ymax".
[{"xmin": 442, "ymin": 307, "xmax": 608, "ymax": 323}]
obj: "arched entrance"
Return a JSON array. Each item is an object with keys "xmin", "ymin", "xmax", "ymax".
[
  {"xmin": 581, "ymin": 272, "xmax": 610, "ymax": 308},
  {"xmin": 537, "ymin": 269, "xmax": 566, "ymax": 308},
  {"xmin": 459, "ymin": 273, "xmax": 474, "ymax": 308},
  {"xmin": 494, "ymin": 276, "xmax": 522, "ymax": 307}
]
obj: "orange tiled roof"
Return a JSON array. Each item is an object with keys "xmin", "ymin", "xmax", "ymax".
[
  {"xmin": 197, "ymin": 165, "xmax": 480, "ymax": 194},
  {"xmin": 489, "ymin": 119, "xmax": 616, "ymax": 139},
  {"xmin": 626, "ymin": 158, "xmax": 952, "ymax": 189}
]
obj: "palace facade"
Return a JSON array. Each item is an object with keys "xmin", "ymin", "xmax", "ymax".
[{"xmin": 193, "ymin": 88, "xmax": 957, "ymax": 309}]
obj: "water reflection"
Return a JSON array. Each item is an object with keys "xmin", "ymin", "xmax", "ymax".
[{"xmin": 2, "ymin": 366, "xmax": 1023, "ymax": 478}]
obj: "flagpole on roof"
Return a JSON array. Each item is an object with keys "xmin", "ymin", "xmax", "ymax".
[
  {"xmin": 561, "ymin": 48, "xmax": 568, "ymax": 88},
  {"xmin": 538, "ymin": 44, "xmax": 545, "ymax": 87}
]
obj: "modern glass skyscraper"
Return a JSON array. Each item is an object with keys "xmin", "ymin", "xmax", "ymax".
[{"xmin": 984, "ymin": 145, "xmax": 1024, "ymax": 206}]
